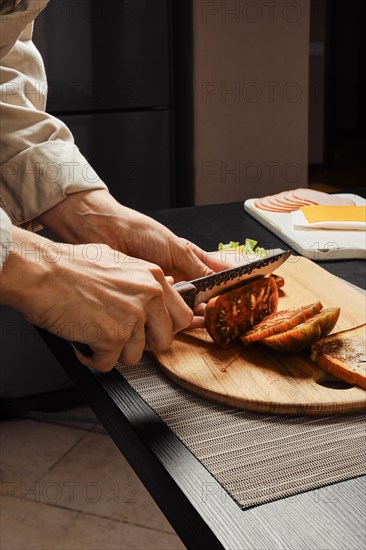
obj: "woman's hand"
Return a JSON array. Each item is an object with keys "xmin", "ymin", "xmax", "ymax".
[
  {"xmin": 1, "ymin": 226, "xmax": 193, "ymax": 372},
  {"xmin": 39, "ymin": 190, "xmax": 234, "ymax": 282},
  {"xmin": 39, "ymin": 189, "xmax": 235, "ymax": 335}
]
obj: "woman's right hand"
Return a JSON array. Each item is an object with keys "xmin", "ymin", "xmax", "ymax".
[{"xmin": 0, "ymin": 227, "xmax": 193, "ymax": 372}]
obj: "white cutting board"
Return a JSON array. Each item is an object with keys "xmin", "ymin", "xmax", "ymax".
[{"xmin": 244, "ymin": 193, "xmax": 366, "ymax": 260}]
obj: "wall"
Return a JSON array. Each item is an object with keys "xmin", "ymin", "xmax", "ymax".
[
  {"xmin": 192, "ymin": 0, "xmax": 310, "ymax": 204},
  {"xmin": 308, "ymin": 0, "xmax": 326, "ymax": 165}
]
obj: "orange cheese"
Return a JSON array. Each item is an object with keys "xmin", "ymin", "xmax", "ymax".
[{"xmin": 301, "ymin": 205, "xmax": 366, "ymax": 224}]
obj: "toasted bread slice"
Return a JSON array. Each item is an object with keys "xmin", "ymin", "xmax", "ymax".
[{"xmin": 310, "ymin": 324, "xmax": 366, "ymax": 390}]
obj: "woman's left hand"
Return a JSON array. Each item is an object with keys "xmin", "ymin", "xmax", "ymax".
[
  {"xmin": 40, "ymin": 189, "xmax": 233, "ymax": 281},
  {"xmin": 40, "ymin": 190, "xmax": 234, "ymax": 329}
]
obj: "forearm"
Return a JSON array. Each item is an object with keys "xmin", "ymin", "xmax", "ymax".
[
  {"xmin": 38, "ymin": 188, "xmax": 167, "ymax": 255},
  {"xmin": 0, "ymin": 225, "xmax": 51, "ymax": 312},
  {"xmin": 39, "ymin": 189, "xmax": 137, "ymax": 248},
  {"xmin": 38, "ymin": 189, "xmax": 234, "ymax": 282}
]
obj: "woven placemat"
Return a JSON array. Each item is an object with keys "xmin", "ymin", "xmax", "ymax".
[{"xmin": 117, "ymin": 357, "xmax": 366, "ymax": 510}]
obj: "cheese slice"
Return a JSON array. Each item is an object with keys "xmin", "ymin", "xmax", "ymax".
[
  {"xmin": 291, "ymin": 205, "xmax": 366, "ymax": 230},
  {"xmin": 301, "ymin": 205, "xmax": 366, "ymax": 224}
]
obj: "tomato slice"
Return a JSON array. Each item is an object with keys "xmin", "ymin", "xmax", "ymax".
[
  {"xmin": 241, "ymin": 302, "xmax": 323, "ymax": 344},
  {"xmin": 272, "ymin": 274, "xmax": 285, "ymax": 289},
  {"xmin": 260, "ymin": 307, "xmax": 340, "ymax": 352},
  {"xmin": 314, "ymin": 307, "xmax": 341, "ymax": 337},
  {"xmin": 204, "ymin": 276, "xmax": 278, "ymax": 348}
]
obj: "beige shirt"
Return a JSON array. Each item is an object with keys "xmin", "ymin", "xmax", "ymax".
[{"xmin": 0, "ymin": 0, "xmax": 107, "ymax": 269}]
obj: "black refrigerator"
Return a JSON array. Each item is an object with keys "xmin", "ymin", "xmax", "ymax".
[
  {"xmin": 33, "ymin": 0, "xmax": 174, "ymax": 210},
  {"xmin": 0, "ymin": 0, "xmax": 176, "ymax": 410}
]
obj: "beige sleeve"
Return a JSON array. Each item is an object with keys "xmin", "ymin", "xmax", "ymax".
[
  {"xmin": 0, "ymin": 0, "xmax": 107, "ymax": 230},
  {"xmin": 0, "ymin": 206, "xmax": 12, "ymax": 272}
]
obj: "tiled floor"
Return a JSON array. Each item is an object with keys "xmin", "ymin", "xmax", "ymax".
[{"xmin": 0, "ymin": 407, "xmax": 186, "ymax": 550}]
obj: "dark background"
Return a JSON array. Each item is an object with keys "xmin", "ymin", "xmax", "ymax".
[
  {"xmin": 32, "ymin": 0, "xmax": 366, "ymax": 208},
  {"xmin": 309, "ymin": 0, "xmax": 366, "ymax": 189}
]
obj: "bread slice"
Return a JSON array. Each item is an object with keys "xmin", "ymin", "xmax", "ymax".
[{"xmin": 310, "ymin": 324, "xmax": 366, "ymax": 390}]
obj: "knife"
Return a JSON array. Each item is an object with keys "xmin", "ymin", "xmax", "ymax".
[
  {"xmin": 72, "ymin": 248, "xmax": 291, "ymax": 357},
  {"xmin": 172, "ymin": 248, "xmax": 291, "ymax": 309}
]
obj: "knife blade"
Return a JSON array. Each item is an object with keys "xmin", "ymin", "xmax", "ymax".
[{"xmin": 172, "ymin": 248, "xmax": 291, "ymax": 309}]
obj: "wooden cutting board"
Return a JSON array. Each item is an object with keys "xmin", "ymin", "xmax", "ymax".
[{"xmin": 155, "ymin": 257, "xmax": 366, "ymax": 415}]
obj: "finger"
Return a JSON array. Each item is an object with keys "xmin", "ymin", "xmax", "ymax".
[
  {"xmin": 74, "ymin": 346, "xmax": 121, "ymax": 373},
  {"xmin": 176, "ymin": 240, "xmax": 233, "ymax": 280},
  {"xmin": 202, "ymin": 249, "xmax": 260, "ymax": 269},
  {"xmin": 119, "ymin": 322, "xmax": 146, "ymax": 366},
  {"xmin": 188, "ymin": 303, "xmax": 206, "ymax": 328},
  {"xmin": 177, "ymin": 241, "xmax": 214, "ymax": 279},
  {"xmin": 189, "ymin": 244, "xmax": 235, "ymax": 271},
  {"xmin": 143, "ymin": 273, "xmax": 193, "ymax": 347},
  {"xmin": 145, "ymin": 293, "xmax": 175, "ymax": 350},
  {"xmin": 193, "ymin": 302, "xmax": 206, "ymax": 317},
  {"xmin": 165, "ymin": 275, "xmax": 175, "ymax": 285},
  {"xmin": 160, "ymin": 277, "xmax": 194, "ymax": 334},
  {"xmin": 189, "ymin": 315, "xmax": 206, "ymax": 329}
]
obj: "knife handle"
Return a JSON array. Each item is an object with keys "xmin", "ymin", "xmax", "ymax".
[
  {"xmin": 173, "ymin": 281, "xmax": 199, "ymax": 310},
  {"xmin": 70, "ymin": 341, "xmax": 93, "ymax": 358}
]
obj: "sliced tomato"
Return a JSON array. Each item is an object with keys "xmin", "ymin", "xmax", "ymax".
[
  {"xmin": 260, "ymin": 307, "xmax": 340, "ymax": 352},
  {"xmin": 272, "ymin": 274, "xmax": 285, "ymax": 289},
  {"xmin": 204, "ymin": 276, "xmax": 278, "ymax": 348},
  {"xmin": 241, "ymin": 302, "xmax": 323, "ymax": 345}
]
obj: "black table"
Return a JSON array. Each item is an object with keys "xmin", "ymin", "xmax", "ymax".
[{"xmin": 40, "ymin": 202, "xmax": 366, "ymax": 550}]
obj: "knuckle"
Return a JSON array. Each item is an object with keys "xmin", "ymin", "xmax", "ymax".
[
  {"xmin": 95, "ymin": 349, "xmax": 120, "ymax": 372},
  {"xmin": 158, "ymin": 333, "xmax": 174, "ymax": 350},
  {"xmin": 126, "ymin": 304, "xmax": 144, "ymax": 325},
  {"xmin": 120, "ymin": 347, "xmax": 143, "ymax": 366},
  {"xmin": 174, "ymin": 309, "xmax": 194, "ymax": 334},
  {"xmin": 183, "ymin": 306, "xmax": 194, "ymax": 323},
  {"xmin": 149, "ymin": 264, "xmax": 165, "ymax": 281},
  {"xmin": 97, "ymin": 361, "xmax": 115, "ymax": 373},
  {"xmin": 179, "ymin": 238, "xmax": 194, "ymax": 256},
  {"xmin": 149, "ymin": 331, "xmax": 174, "ymax": 352},
  {"xmin": 147, "ymin": 279, "xmax": 164, "ymax": 298},
  {"xmin": 178, "ymin": 237, "xmax": 191, "ymax": 248}
]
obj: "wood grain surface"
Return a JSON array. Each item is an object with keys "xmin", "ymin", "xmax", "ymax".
[{"xmin": 155, "ymin": 257, "xmax": 366, "ymax": 415}]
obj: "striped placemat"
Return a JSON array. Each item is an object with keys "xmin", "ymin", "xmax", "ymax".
[{"xmin": 117, "ymin": 357, "xmax": 366, "ymax": 510}]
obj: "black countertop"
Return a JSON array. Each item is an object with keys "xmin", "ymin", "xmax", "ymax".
[
  {"xmin": 38, "ymin": 200, "xmax": 366, "ymax": 550},
  {"xmin": 151, "ymin": 200, "xmax": 366, "ymax": 290}
]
